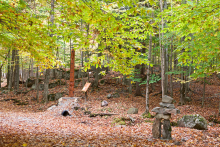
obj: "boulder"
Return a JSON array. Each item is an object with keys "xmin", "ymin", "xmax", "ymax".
[
  {"xmin": 101, "ymin": 100, "xmax": 108, "ymax": 107},
  {"xmin": 127, "ymin": 107, "xmax": 138, "ymax": 114},
  {"xmin": 47, "ymin": 105, "xmax": 57, "ymax": 111},
  {"xmin": 159, "ymin": 102, "xmax": 175, "ymax": 109},
  {"xmin": 162, "ymin": 95, "xmax": 173, "ymax": 104},
  {"xmin": 177, "ymin": 114, "xmax": 208, "ymax": 130},
  {"xmin": 107, "ymin": 94, "xmax": 112, "ymax": 99},
  {"xmin": 155, "ymin": 114, "xmax": 171, "ymax": 120}
]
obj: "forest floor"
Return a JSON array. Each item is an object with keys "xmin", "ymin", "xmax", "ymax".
[{"xmin": 0, "ymin": 72, "xmax": 220, "ymax": 146}]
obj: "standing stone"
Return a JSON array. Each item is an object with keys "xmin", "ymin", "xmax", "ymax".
[
  {"xmin": 152, "ymin": 118, "xmax": 161, "ymax": 138},
  {"xmin": 162, "ymin": 95, "xmax": 173, "ymax": 103},
  {"xmin": 162, "ymin": 119, "xmax": 172, "ymax": 140},
  {"xmin": 127, "ymin": 107, "xmax": 138, "ymax": 114},
  {"xmin": 101, "ymin": 100, "xmax": 108, "ymax": 107}
]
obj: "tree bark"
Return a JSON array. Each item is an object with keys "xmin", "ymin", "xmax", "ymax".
[
  {"xmin": 202, "ymin": 77, "xmax": 205, "ymax": 108},
  {"xmin": 159, "ymin": 0, "xmax": 165, "ymax": 98},
  {"xmin": 8, "ymin": 50, "xmax": 15, "ymax": 90},
  {"xmin": 43, "ymin": 69, "xmax": 50, "ymax": 103},
  {"xmin": 145, "ymin": 35, "xmax": 152, "ymax": 113},
  {"xmin": 170, "ymin": 36, "xmax": 173, "ymax": 97},
  {"xmin": 135, "ymin": 64, "xmax": 142, "ymax": 96},
  {"xmin": 36, "ymin": 66, "xmax": 39, "ymax": 102},
  {"xmin": 14, "ymin": 50, "xmax": 19, "ymax": 92}
]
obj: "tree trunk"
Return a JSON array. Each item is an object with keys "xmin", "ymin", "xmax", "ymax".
[
  {"xmin": 170, "ymin": 36, "xmax": 173, "ymax": 97},
  {"xmin": 159, "ymin": 0, "xmax": 165, "ymax": 98},
  {"xmin": 202, "ymin": 77, "xmax": 205, "ymax": 108},
  {"xmin": 8, "ymin": 50, "xmax": 15, "ymax": 90},
  {"xmin": 145, "ymin": 34, "xmax": 152, "ymax": 113},
  {"xmin": 135, "ymin": 64, "xmax": 142, "ymax": 96},
  {"xmin": 43, "ymin": 69, "xmax": 50, "ymax": 103},
  {"xmin": 14, "ymin": 50, "xmax": 19, "ymax": 92},
  {"xmin": 94, "ymin": 52, "xmax": 101, "ymax": 88},
  {"xmin": 36, "ymin": 66, "xmax": 39, "ymax": 102}
]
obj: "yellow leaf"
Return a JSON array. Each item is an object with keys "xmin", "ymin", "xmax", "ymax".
[{"xmin": 23, "ymin": 143, "xmax": 27, "ymax": 147}]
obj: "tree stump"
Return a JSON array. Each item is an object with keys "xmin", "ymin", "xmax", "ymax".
[{"xmin": 152, "ymin": 118, "xmax": 161, "ymax": 138}]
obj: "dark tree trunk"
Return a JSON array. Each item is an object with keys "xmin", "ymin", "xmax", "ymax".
[
  {"xmin": 135, "ymin": 64, "xmax": 142, "ymax": 96},
  {"xmin": 43, "ymin": 69, "xmax": 50, "ymax": 103},
  {"xmin": 14, "ymin": 50, "xmax": 19, "ymax": 92}
]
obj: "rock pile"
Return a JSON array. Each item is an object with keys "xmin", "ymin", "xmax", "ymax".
[{"xmin": 151, "ymin": 95, "xmax": 180, "ymax": 140}]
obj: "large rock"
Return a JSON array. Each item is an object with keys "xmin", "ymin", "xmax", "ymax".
[
  {"xmin": 155, "ymin": 114, "xmax": 171, "ymax": 120},
  {"xmin": 162, "ymin": 95, "xmax": 173, "ymax": 104},
  {"xmin": 127, "ymin": 107, "xmax": 138, "ymax": 114},
  {"xmin": 101, "ymin": 100, "xmax": 108, "ymax": 107},
  {"xmin": 159, "ymin": 102, "xmax": 175, "ymax": 109},
  {"xmin": 151, "ymin": 107, "xmax": 180, "ymax": 115},
  {"xmin": 177, "ymin": 114, "xmax": 208, "ymax": 130}
]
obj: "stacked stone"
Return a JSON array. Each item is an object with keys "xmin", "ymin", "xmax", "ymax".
[{"xmin": 151, "ymin": 95, "xmax": 180, "ymax": 140}]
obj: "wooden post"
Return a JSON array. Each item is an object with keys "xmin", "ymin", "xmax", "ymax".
[{"xmin": 69, "ymin": 49, "xmax": 75, "ymax": 97}]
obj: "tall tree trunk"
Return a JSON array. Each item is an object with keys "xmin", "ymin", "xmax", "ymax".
[
  {"xmin": 14, "ymin": 50, "xmax": 19, "ymax": 92},
  {"xmin": 202, "ymin": 77, "xmax": 205, "ymax": 108},
  {"xmin": 145, "ymin": 34, "xmax": 152, "ymax": 113},
  {"xmin": 170, "ymin": 36, "xmax": 173, "ymax": 97},
  {"xmin": 8, "ymin": 50, "xmax": 15, "ymax": 90},
  {"xmin": 159, "ymin": 0, "xmax": 165, "ymax": 98},
  {"xmin": 36, "ymin": 66, "xmax": 39, "ymax": 102},
  {"xmin": 135, "ymin": 64, "xmax": 142, "ymax": 96},
  {"xmin": 43, "ymin": 0, "xmax": 55, "ymax": 102},
  {"xmin": 94, "ymin": 52, "xmax": 101, "ymax": 88},
  {"xmin": 43, "ymin": 69, "xmax": 50, "ymax": 103}
]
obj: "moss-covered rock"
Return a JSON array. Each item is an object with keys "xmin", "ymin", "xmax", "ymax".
[{"xmin": 177, "ymin": 114, "xmax": 208, "ymax": 130}]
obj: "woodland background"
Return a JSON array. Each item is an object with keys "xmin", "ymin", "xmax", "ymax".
[{"xmin": 0, "ymin": 0, "xmax": 220, "ymax": 146}]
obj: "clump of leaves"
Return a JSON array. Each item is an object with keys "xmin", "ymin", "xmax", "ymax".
[
  {"xmin": 142, "ymin": 112, "xmax": 153, "ymax": 118},
  {"xmin": 112, "ymin": 117, "xmax": 128, "ymax": 125},
  {"xmin": 145, "ymin": 120, "xmax": 153, "ymax": 123},
  {"xmin": 170, "ymin": 121, "xmax": 178, "ymax": 126}
]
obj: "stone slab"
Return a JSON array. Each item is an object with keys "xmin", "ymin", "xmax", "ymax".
[
  {"xmin": 162, "ymin": 95, "xmax": 173, "ymax": 104},
  {"xmin": 151, "ymin": 107, "xmax": 180, "ymax": 115},
  {"xmin": 155, "ymin": 114, "xmax": 171, "ymax": 120},
  {"xmin": 159, "ymin": 102, "xmax": 175, "ymax": 109}
]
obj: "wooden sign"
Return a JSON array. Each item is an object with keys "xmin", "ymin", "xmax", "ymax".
[{"xmin": 82, "ymin": 82, "xmax": 91, "ymax": 92}]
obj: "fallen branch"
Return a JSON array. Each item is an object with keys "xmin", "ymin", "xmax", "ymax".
[{"xmin": 89, "ymin": 113, "xmax": 119, "ymax": 117}]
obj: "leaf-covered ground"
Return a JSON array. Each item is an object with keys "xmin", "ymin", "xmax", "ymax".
[{"xmin": 0, "ymin": 73, "xmax": 220, "ymax": 146}]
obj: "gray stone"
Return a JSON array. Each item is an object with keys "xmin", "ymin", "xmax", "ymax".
[
  {"xmin": 107, "ymin": 94, "xmax": 112, "ymax": 99},
  {"xmin": 101, "ymin": 100, "xmax": 108, "ymax": 107},
  {"xmin": 112, "ymin": 93, "xmax": 120, "ymax": 98},
  {"xmin": 164, "ymin": 108, "xmax": 180, "ymax": 115},
  {"xmin": 127, "ymin": 107, "xmax": 138, "ymax": 114},
  {"xmin": 162, "ymin": 95, "xmax": 173, "ymax": 104},
  {"xmin": 47, "ymin": 105, "xmax": 57, "ymax": 111},
  {"xmin": 151, "ymin": 107, "xmax": 161, "ymax": 113},
  {"xmin": 152, "ymin": 118, "xmax": 161, "ymax": 138},
  {"xmin": 162, "ymin": 119, "xmax": 172, "ymax": 140},
  {"xmin": 159, "ymin": 102, "xmax": 175, "ymax": 109},
  {"xmin": 155, "ymin": 114, "xmax": 171, "ymax": 120},
  {"xmin": 31, "ymin": 84, "xmax": 36, "ymax": 89},
  {"xmin": 177, "ymin": 114, "xmax": 208, "ymax": 130},
  {"xmin": 151, "ymin": 107, "xmax": 180, "ymax": 115},
  {"xmin": 185, "ymin": 97, "xmax": 192, "ymax": 102}
]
